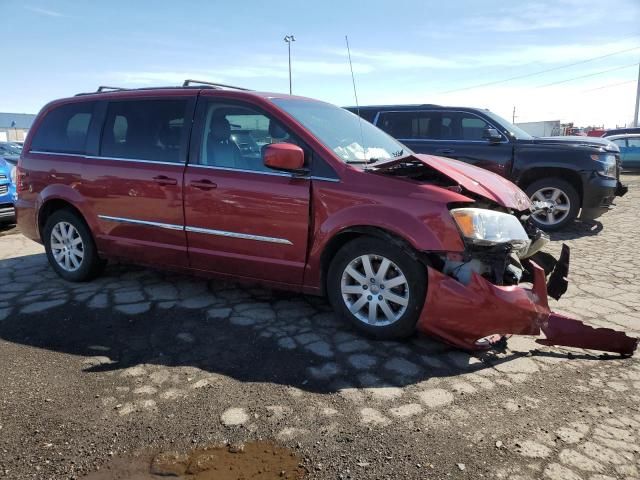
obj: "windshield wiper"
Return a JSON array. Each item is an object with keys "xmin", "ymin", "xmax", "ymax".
[{"xmin": 346, "ymin": 157, "xmax": 380, "ymax": 165}]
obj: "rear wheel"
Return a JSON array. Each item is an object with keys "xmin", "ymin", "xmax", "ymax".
[
  {"xmin": 43, "ymin": 209, "xmax": 105, "ymax": 282},
  {"xmin": 525, "ymin": 178, "xmax": 580, "ymax": 231},
  {"xmin": 327, "ymin": 237, "xmax": 427, "ymax": 339}
]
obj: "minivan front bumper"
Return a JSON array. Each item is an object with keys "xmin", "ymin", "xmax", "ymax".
[{"xmin": 416, "ymin": 256, "xmax": 638, "ymax": 356}]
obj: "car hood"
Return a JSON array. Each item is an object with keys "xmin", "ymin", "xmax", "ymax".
[
  {"xmin": 528, "ymin": 135, "xmax": 618, "ymax": 152},
  {"xmin": 374, "ymin": 154, "xmax": 532, "ymax": 211}
]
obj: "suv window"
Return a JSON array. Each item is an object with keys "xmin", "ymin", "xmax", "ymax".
[
  {"xmin": 377, "ymin": 111, "xmax": 435, "ymax": 139},
  {"xmin": 440, "ymin": 112, "xmax": 492, "ymax": 141},
  {"xmin": 30, "ymin": 102, "xmax": 96, "ymax": 154},
  {"xmin": 100, "ymin": 99, "xmax": 188, "ymax": 163},
  {"xmin": 612, "ymin": 138, "xmax": 627, "ymax": 148},
  {"xmin": 199, "ymin": 101, "xmax": 304, "ymax": 172}
]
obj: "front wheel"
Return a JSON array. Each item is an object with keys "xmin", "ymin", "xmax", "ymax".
[
  {"xmin": 525, "ymin": 178, "xmax": 580, "ymax": 231},
  {"xmin": 327, "ymin": 237, "xmax": 427, "ymax": 339},
  {"xmin": 43, "ymin": 209, "xmax": 105, "ymax": 282}
]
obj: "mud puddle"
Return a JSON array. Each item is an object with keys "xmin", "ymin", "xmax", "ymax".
[{"xmin": 82, "ymin": 440, "xmax": 307, "ymax": 479}]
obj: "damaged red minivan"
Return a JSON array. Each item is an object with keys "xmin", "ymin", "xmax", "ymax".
[{"xmin": 15, "ymin": 81, "xmax": 637, "ymax": 355}]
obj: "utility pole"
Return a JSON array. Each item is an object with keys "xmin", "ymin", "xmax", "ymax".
[
  {"xmin": 634, "ymin": 62, "xmax": 639, "ymax": 127},
  {"xmin": 284, "ymin": 35, "xmax": 295, "ymax": 95},
  {"xmin": 512, "ymin": 106, "xmax": 516, "ymax": 124}
]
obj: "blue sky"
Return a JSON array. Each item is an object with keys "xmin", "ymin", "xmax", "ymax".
[{"xmin": 1, "ymin": 0, "xmax": 639, "ymax": 127}]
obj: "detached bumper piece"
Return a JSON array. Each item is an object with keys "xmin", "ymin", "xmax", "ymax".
[{"xmin": 416, "ymin": 258, "xmax": 638, "ymax": 356}]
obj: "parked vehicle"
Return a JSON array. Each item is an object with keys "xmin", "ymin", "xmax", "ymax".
[
  {"xmin": 346, "ymin": 105, "xmax": 627, "ymax": 230},
  {"xmin": 15, "ymin": 83, "xmax": 637, "ymax": 355},
  {"xmin": 602, "ymin": 127, "xmax": 640, "ymax": 137},
  {"xmin": 0, "ymin": 157, "xmax": 16, "ymax": 224},
  {"xmin": 607, "ymin": 134, "xmax": 640, "ymax": 169},
  {"xmin": 0, "ymin": 141, "xmax": 22, "ymax": 159}
]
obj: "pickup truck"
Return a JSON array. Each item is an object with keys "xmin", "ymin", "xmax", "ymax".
[{"xmin": 346, "ymin": 105, "xmax": 628, "ymax": 230}]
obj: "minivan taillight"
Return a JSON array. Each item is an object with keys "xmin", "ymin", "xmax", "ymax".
[{"xmin": 15, "ymin": 165, "xmax": 25, "ymax": 193}]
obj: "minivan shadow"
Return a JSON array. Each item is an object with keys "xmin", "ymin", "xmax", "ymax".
[{"xmin": 0, "ymin": 253, "xmax": 598, "ymax": 394}]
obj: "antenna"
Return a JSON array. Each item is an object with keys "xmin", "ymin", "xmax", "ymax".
[{"xmin": 345, "ymin": 35, "xmax": 367, "ymax": 163}]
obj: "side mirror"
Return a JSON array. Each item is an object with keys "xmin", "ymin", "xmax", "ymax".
[
  {"xmin": 263, "ymin": 143, "xmax": 306, "ymax": 172},
  {"xmin": 483, "ymin": 128, "xmax": 503, "ymax": 143}
]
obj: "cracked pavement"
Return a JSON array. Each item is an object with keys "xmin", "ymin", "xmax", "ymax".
[{"xmin": 0, "ymin": 174, "xmax": 639, "ymax": 480}]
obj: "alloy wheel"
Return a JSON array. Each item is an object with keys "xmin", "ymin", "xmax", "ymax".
[
  {"xmin": 530, "ymin": 187, "xmax": 571, "ymax": 226},
  {"xmin": 50, "ymin": 221, "xmax": 84, "ymax": 272},
  {"xmin": 340, "ymin": 254, "xmax": 409, "ymax": 326}
]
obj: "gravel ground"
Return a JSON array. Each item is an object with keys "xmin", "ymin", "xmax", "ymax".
[{"xmin": 1, "ymin": 174, "xmax": 639, "ymax": 480}]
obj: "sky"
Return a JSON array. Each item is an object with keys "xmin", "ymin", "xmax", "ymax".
[{"xmin": 1, "ymin": 0, "xmax": 639, "ymax": 128}]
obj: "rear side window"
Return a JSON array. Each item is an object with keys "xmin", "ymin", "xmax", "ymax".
[
  {"xmin": 377, "ymin": 111, "xmax": 435, "ymax": 139},
  {"xmin": 30, "ymin": 102, "xmax": 96, "ymax": 154},
  {"xmin": 100, "ymin": 99, "xmax": 188, "ymax": 163}
]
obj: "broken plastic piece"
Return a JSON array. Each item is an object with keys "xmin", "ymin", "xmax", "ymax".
[
  {"xmin": 538, "ymin": 313, "xmax": 638, "ymax": 356},
  {"xmin": 417, "ymin": 262, "xmax": 637, "ymax": 356},
  {"xmin": 547, "ymin": 244, "xmax": 569, "ymax": 300}
]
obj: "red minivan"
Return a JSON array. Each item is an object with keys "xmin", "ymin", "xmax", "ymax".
[{"xmin": 15, "ymin": 81, "xmax": 637, "ymax": 355}]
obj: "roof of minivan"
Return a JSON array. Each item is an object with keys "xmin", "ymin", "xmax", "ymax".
[{"xmin": 70, "ymin": 86, "xmax": 322, "ymax": 103}]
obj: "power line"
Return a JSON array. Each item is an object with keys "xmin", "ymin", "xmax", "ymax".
[
  {"xmin": 536, "ymin": 63, "xmax": 638, "ymax": 88},
  {"xmin": 439, "ymin": 45, "xmax": 640, "ymax": 94},
  {"xmin": 581, "ymin": 79, "xmax": 636, "ymax": 92}
]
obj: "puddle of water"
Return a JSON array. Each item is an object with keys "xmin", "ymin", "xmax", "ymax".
[{"xmin": 82, "ymin": 440, "xmax": 307, "ymax": 479}]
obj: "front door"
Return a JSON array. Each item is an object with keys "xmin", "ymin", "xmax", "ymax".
[{"xmin": 183, "ymin": 97, "xmax": 311, "ymax": 287}]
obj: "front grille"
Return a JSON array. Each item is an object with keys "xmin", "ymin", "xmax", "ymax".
[
  {"xmin": 0, "ymin": 185, "xmax": 8, "ymax": 195},
  {"xmin": 0, "ymin": 174, "xmax": 6, "ymax": 180}
]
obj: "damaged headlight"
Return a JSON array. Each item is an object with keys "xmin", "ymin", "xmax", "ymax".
[{"xmin": 450, "ymin": 208, "xmax": 530, "ymax": 253}]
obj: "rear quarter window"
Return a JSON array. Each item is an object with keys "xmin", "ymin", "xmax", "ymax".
[{"xmin": 30, "ymin": 102, "xmax": 96, "ymax": 154}]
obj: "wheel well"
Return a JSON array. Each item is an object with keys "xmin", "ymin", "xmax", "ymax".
[
  {"xmin": 517, "ymin": 168, "xmax": 583, "ymax": 203},
  {"xmin": 319, "ymin": 226, "xmax": 423, "ymax": 295},
  {"xmin": 38, "ymin": 199, "xmax": 85, "ymax": 242}
]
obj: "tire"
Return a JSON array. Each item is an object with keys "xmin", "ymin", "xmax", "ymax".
[
  {"xmin": 43, "ymin": 209, "xmax": 105, "ymax": 282},
  {"xmin": 525, "ymin": 178, "xmax": 580, "ymax": 231},
  {"xmin": 327, "ymin": 237, "xmax": 427, "ymax": 339}
]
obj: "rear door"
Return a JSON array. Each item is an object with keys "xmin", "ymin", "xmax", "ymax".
[
  {"xmin": 91, "ymin": 96, "xmax": 195, "ymax": 267},
  {"xmin": 183, "ymin": 96, "xmax": 311, "ymax": 286}
]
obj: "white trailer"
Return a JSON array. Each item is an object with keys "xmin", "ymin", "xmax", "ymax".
[{"xmin": 515, "ymin": 120, "xmax": 561, "ymax": 137}]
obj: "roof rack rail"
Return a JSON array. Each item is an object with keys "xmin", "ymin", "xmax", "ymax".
[
  {"xmin": 96, "ymin": 86, "xmax": 127, "ymax": 92},
  {"xmin": 182, "ymin": 79, "xmax": 252, "ymax": 91}
]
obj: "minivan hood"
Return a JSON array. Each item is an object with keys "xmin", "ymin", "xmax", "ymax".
[
  {"xmin": 528, "ymin": 135, "xmax": 618, "ymax": 152},
  {"xmin": 374, "ymin": 154, "xmax": 532, "ymax": 211}
]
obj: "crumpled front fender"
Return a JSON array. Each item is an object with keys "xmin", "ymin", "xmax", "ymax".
[{"xmin": 416, "ymin": 263, "xmax": 638, "ymax": 356}]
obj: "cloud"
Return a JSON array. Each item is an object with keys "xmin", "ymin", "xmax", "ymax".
[
  {"xmin": 110, "ymin": 59, "xmax": 373, "ymax": 86},
  {"xmin": 24, "ymin": 6, "xmax": 65, "ymax": 17},
  {"xmin": 467, "ymin": 0, "xmax": 639, "ymax": 32}
]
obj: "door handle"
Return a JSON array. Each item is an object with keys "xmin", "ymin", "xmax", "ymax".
[
  {"xmin": 190, "ymin": 179, "xmax": 217, "ymax": 190},
  {"xmin": 435, "ymin": 148, "xmax": 455, "ymax": 155},
  {"xmin": 152, "ymin": 175, "xmax": 178, "ymax": 186}
]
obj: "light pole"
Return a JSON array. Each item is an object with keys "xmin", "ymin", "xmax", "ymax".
[{"xmin": 284, "ymin": 35, "xmax": 295, "ymax": 95}]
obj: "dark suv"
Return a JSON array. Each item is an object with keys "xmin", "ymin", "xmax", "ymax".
[{"xmin": 346, "ymin": 105, "xmax": 628, "ymax": 230}]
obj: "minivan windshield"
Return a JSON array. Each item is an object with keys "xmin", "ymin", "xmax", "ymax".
[
  {"xmin": 483, "ymin": 111, "xmax": 533, "ymax": 140},
  {"xmin": 271, "ymin": 98, "xmax": 410, "ymax": 163}
]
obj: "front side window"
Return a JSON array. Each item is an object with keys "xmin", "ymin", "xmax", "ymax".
[
  {"xmin": 199, "ymin": 101, "xmax": 303, "ymax": 172},
  {"xmin": 612, "ymin": 138, "xmax": 627, "ymax": 148},
  {"xmin": 30, "ymin": 102, "xmax": 96, "ymax": 154},
  {"xmin": 272, "ymin": 99, "xmax": 409, "ymax": 163},
  {"xmin": 100, "ymin": 99, "xmax": 188, "ymax": 163}
]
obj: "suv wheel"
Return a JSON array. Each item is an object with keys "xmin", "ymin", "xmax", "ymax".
[
  {"xmin": 43, "ymin": 209, "xmax": 105, "ymax": 282},
  {"xmin": 525, "ymin": 178, "xmax": 580, "ymax": 231},
  {"xmin": 327, "ymin": 237, "xmax": 427, "ymax": 339}
]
